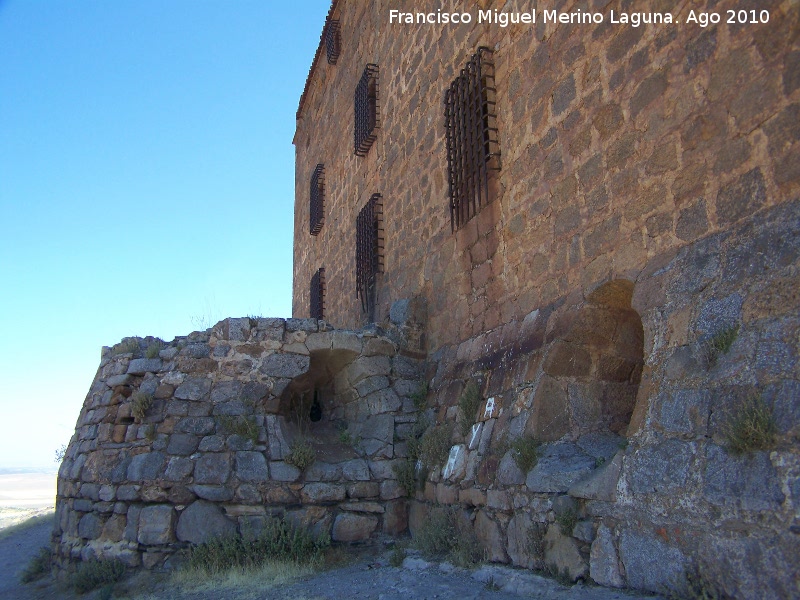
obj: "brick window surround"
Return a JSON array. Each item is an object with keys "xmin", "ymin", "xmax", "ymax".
[{"xmin": 445, "ymin": 47, "xmax": 500, "ymax": 231}]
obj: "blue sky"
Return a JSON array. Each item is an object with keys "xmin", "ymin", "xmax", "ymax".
[{"xmin": 0, "ymin": 0, "xmax": 331, "ymax": 468}]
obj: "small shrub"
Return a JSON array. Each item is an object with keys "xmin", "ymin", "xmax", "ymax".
[
  {"xmin": 144, "ymin": 340, "xmax": 164, "ymax": 359},
  {"xmin": 393, "ymin": 459, "xmax": 417, "ymax": 497},
  {"xmin": 511, "ymin": 435, "xmax": 540, "ymax": 473},
  {"xmin": 484, "ymin": 577, "xmax": 501, "ymax": 591},
  {"xmin": 285, "ymin": 438, "xmax": 316, "ymax": 472},
  {"xmin": 72, "ymin": 559, "xmax": 126, "ymax": 594},
  {"xmin": 723, "ymin": 395, "xmax": 777, "ymax": 454},
  {"xmin": 54, "ymin": 444, "xmax": 67, "ymax": 463},
  {"xmin": 555, "ymin": 508, "xmax": 578, "ymax": 536},
  {"xmin": 410, "ymin": 382, "xmax": 429, "ymax": 411},
  {"xmin": 186, "ymin": 517, "xmax": 329, "ymax": 573},
  {"xmin": 458, "ymin": 380, "xmax": 481, "ymax": 437},
  {"xmin": 389, "ymin": 545, "xmax": 406, "ymax": 567},
  {"xmin": 218, "ymin": 415, "xmax": 259, "ymax": 444},
  {"xmin": 703, "ymin": 324, "xmax": 739, "ymax": 368},
  {"xmin": 413, "ymin": 506, "xmax": 482, "ymax": 567},
  {"xmin": 20, "ymin": 546, "xmax": 50, "ymax": 583},
  {"xmin": 113, "ymin": 338, "xmax": 140, "ymax": 356},
  {"xmin": 130, "ymin": 392, "xmax": 153, "ymax": 420},
  {"xmin": 419, "ymin": 423, "xmax": 453, "ymax": 469}
]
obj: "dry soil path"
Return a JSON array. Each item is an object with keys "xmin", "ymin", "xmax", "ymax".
[{"xmin": 3, "ymin": 523, "xmax": 663, "ymax": 600}]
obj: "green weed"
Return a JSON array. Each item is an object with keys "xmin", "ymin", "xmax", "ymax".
[
  {"xmin": 218, "ymin": 415, "xmax": 259, "ymax": 444},
  {"xmin": 392, "ymin": 459, "xmax": 418, "ymax": 497},
  {"xmin": 723, "ymin": 395, "xmax": 777, "ymax": 454},
  {"xmin": 285, "ymin": 438, "xmax": 316, "ymax": 472},
  {"xmin": 130, "ymin": 392, "xmax": 153, "ymax": 420},
  {"xmin": 458, "ymin": 380, "xmax": 481, "ymax": 437},
  {"xmin": 20, "ymin": 547, "xmax": 50, "ymax": 583},
  {"xmin": 703, "ymin": 324, "xmax": 739, "ymax": 368},
  {"xmin": 511, "ymin": 435, "xmax": 540, "ymax": 473},
  {"xmin": 71, "ymin": 559, "xmax": 126, "ymax": 594},
  {"xmin": 412, "ymin": 506, "xmax": 482, "ymax": 568},
  {"xmin": 555, "ymin": 508, "xmax": 578, "ymax": 536},
  {"xmin": 419, "ymin": 423, "xmax": 453, "ymax": 469},
  {"xmin": 185, "ymin": 517, "xmax": 329, "ymax": 573},
  {"xmin": 145, "ymin": 340, "xmax": 164, "ymax": 359},
  {"xmin": 410, "ymin": 382, "xmax": 429, "ymax": 411}
]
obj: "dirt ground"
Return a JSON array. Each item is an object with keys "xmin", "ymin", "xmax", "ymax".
[{"xmin": 3, "ymin": 520, "xmax": 663, "ymax": 600}]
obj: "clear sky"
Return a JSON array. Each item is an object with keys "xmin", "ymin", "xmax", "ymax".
[{"xmin": 0, "ymin": 0, "xmax": 331, "ymax": 469}]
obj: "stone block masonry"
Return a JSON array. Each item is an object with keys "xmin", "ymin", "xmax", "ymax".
[
  {"xmin": 53, "ymin": 316, "xmax": 422, "ymax": 574},
  {"xmin": 291, "ymin": 1, "xmax": 800, "ymax": 598}
]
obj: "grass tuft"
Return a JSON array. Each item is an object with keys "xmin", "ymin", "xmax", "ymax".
[
  {"xmin": 413, "ymin": 505, "xmax": 482, "ymax": 568},
  {"xmin": 144, "ymin": 340, "xmax": 164, "ymax": 359},
  {"xmin": 703, "ymin": 324, "xmax": 739, "ymax": 368},
  {"xmin": 418, "ymin": 423, "xmax": 453, "ymax": 469},
  {"xmin": 20, "ymin": 546, "xmax": 51, "ymax": 583},
  {"xmin": 130, "ymin": 392, "xmax": 153, "ymax": 420},
  {"xmin": 458, "ymin": 380, "xmax": 481, "ymax": 437},
  {"xmin": 218, "ymin": 415, "xmax": 259, "ymax": 444},
  {"xmin": 555, "ymin": 508, "xmax": 578, "ymax": 536},
  {"xmin": 184, "ymin": 517, "xmax": 329, "ymax": 574},
  {"xmin": 410, "ymin": 382, "xmax": 429, "ymax": 411},
  {"xmin": 285, "ymin": 438, "xmax": 316, "ymax": 472},
  {"xmin": 72, "ymin": 559, "xmax": 126, "ymax": 594},
  {"xmin": 511, "ymin": 435, "xmax": 540, "ymax": 473},
  {"xmin": 723, "ymin": 395, "xmax": 777, "ymax": 455},
  {"xmin": 392, "ymin": 459, "xmax": 418, "ymax": 497}
]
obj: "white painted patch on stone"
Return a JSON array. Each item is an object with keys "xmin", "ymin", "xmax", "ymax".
[
  {"xmin": 484, "ymin": 397, "xmax": 496, "ymax": 419},
  {"xmin": 468, "ymin": 422, "xmax": 483, "ymax": 450}
]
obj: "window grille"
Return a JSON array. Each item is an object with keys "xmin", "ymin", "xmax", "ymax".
[
  {"xmin": 445, "ymin": 47, "xmax": 500, "ymax": 231},
  {"xmin": 324, "ymin": 20, "xmax": 341, "ymax": 65},
  {"xmin": 355, "ymin": 193, "xmax": 384, "ymax": 319},
  {"xmin": 310, "ymin": 164, "xmax": 325, "ymax": 235},
  {"xmin": 310, "ymin": 267, "xmax": 325, "ymax": 320},
  {"xmin": 354, "ymin": 64, "xmax": 380, "ymax": 156}
]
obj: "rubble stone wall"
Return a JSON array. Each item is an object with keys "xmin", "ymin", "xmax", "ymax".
[{"xmin": 53, "ymin": 317, "xmax": 424, "ymax": 574}]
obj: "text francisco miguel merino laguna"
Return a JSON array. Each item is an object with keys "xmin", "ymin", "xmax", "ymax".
[{"xmin": 389, "ymin": 8, "xmax": 675, "ymax": 27}]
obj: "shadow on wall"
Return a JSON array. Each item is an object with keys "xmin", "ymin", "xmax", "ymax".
[{"xmin": 529, "ymin": 279, "xmax": 645, "ymax": 442}]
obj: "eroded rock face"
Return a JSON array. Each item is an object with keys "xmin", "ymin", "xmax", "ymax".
[{"xmin": 53, "ymin": 318, "xmax": 422, "ymax": 574}]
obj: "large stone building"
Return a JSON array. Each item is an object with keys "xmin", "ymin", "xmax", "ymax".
[
  {"xmin": 53, "ymin": 2, "xmax": 798, "ymax": 599},
  {"xmin": 292, "ymin": 0, "xmax": 799, "ymax": 597}
]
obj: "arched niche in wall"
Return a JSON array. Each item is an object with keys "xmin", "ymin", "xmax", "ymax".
[
  {"xmin": 278, "ymin": 347, "xmax": 358, "ymax": 442},
  {"xmin": 529, "ymin": 279, "xmax": 644, "ymax": 440}
]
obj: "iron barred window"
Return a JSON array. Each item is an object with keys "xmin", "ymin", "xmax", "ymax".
[
  {"xmin": 324, "ymin": 20, "xmax": 341, "ymax": 64},
  {"xmin": 355, "ymin": 193, "xmax": 384, "ymax": 319},
  {"xmin": 354, "ymin": 64, "xmax": 380, "ymax": 156},
  {"xmin": 310, "ymin": 163, "xmax": 325, "ymax": 235},
  {"xmin": 310, "ymin": 267, "xmax": 325, "ymax": 320},
  {"xmin": 445, "ymin": 47, "xmax": 500, "ymax": 231}
]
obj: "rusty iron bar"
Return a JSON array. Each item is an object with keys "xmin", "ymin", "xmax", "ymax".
[
  {"xmin": 354, "ymin": 64, "xmax": 380, "ymax": 156},
  {"xmin": 325, "ymin": 20, "xmax": 341, "ymax": 65},
  {"xmin": 310, "ymin": 163, "xmax": 325, "ymax": 235},
  {"xmin": 445, "ymin": 47, "xmax": 499, "ymax": 231},
  {"xmin": 355, "ymin": 193, "xmax": 384, "ymax": 318}
]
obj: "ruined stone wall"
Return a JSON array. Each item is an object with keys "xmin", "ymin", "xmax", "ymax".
[
  {"xmin": 53, "ymin": 317, "xmax": 423, "ymax": 573},
  {"xmin": 292, "ymin": 1, "xmax": 800, "ymax": 598}
]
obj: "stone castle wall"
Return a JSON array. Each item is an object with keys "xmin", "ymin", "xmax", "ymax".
[
  {"xmin": 55, "ymin": 1, "xmax": 799, "ymax": 597},
  {"xmin": 289, "ymin": 0, "xmax": 800, "ymax": 598},
  {"xmin": 53, "ymin": 317, "xmax": 424, "ymax": 573}
]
